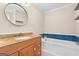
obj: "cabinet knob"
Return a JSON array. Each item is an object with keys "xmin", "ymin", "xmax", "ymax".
[
  {"xmin": 38, "ymin": 45, "xmax": 40, "ymax": 47},
  {"xmin": 38, "ymin": 52, "xmax": 40, "ymax": 54},
  {"xmin": 34, "ymin": 48, "xmax": 36, "ymax": 51}
]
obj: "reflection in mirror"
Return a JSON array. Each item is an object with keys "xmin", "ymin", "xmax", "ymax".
[{"xmin": 4, "ymin": 3, "xmax": 28, "ymax": 26}]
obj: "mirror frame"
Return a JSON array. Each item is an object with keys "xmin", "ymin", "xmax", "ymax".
[{"xmin": 4, "ymin": 3, "xmax": 28, "ymax": 26}]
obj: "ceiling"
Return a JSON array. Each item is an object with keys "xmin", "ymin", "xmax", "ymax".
[{"xmin": 32, "ymin": 3, "xmax": 70, "ymax": 12}]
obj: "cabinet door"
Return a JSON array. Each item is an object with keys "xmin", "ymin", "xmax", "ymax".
[
  {"xmin": 19, "ymin": 45, "xmax": 34, "ymax": 56},
  {"xmin": 33, "ymin": 43, "xmax": 41, "ymax": 56}
]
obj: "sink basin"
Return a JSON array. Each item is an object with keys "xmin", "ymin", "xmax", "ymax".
[
  {"xmin": 0, "ymin": 41, "xmax": 4, "ymax": 43},
  {"xmin": 15, "ymin": 36, "xmax": 31, "ymax": 40}
]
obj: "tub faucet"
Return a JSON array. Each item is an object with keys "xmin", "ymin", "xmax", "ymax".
[{"xmin": 44, "ymin": 37, "xmax": 48, "ymax": 41}]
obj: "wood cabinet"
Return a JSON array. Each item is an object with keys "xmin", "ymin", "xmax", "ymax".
[
  {"xmin": 0, "ymin": 36, "xmax": 41, "ymax": 56},
  {"xmin": 20, "ymin": 45, "xmax": 35, "ymax": 56},
  {"xmin": 10, "ymin": 52, "xmax": 19, "ymax": 56}
]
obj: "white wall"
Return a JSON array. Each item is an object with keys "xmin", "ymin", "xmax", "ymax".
[
  {"xmin": 0, "ymin": 3, "xmax": 44, "ymax": 34},
  {"xmin": 32, "ymin": 3, "xmax": 69, "ymax": 12},
  {"xmin": 75, "ymin": 20, "xmax": 79, "ymax": 35},
  {"xmin": 75, "ymin": 4, "xmax": 79, "ymax": 35},
  {"xmin": 44, "ymin": 4, "xmax": 76, "ymax": 35},
  {"xmin": 0, "ymin": 3, "xmax": 77, "ymax": 35}
]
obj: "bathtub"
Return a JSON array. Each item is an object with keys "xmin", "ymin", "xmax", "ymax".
[{"xmin": 42, "ymin": 38, "xmax": 79, "ymax": 56}]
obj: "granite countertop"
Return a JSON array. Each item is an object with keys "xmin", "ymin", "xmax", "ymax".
[{"xmin": 0, "ymin": 33, "xmax": 41, "ymax": 48}]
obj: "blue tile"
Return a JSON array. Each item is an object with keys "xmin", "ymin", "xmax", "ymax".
[
  {"xmin": 41, "ymin": 33, "xmax": 79, "ymax": 44},
  {"xmin": 41, "ymin": 33, "xmax": 74, "ymax": 42}
]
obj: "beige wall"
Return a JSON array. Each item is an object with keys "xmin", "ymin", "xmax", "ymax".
[
  {"xmin": 0, "ymin": 4, "xmax": 44, "ymax": 34},
  {"xmin": 44, "ymin": 4, "xmax": 76, "ymax": 35}
]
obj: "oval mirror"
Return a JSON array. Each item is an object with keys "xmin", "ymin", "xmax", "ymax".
[{"xmin": 4, "ymin": 3, "xmax": 28, "ymax": 26}]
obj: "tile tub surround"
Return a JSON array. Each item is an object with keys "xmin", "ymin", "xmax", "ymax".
[{"xmin": 41, "ymin": 33, "xmax": 79, "ymax": 43}]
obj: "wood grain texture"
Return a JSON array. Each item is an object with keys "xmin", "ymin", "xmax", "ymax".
[{"xmin": 0, "ymin": 36, "xmax": 41, "ymax": 56}]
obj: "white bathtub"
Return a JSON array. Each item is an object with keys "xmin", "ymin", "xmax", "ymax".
[{"xmin": 42, "ymin": 38, "xmax": 79, "ymax": 56}]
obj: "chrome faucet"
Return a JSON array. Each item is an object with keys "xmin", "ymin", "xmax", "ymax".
[{"xmin": 14, "ymin": 33, "xmax": 24, "ymax": 37}]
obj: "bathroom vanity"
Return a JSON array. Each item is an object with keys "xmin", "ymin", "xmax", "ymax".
[{"xmin": 0, "ymin": 33, "xmax": 41, "ymax": 56}]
